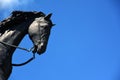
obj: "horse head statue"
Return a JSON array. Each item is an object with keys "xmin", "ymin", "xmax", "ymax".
[
  {"xmin": 28, "ymin": 13, "xmax": 54, "ymax": 54},
  {"xmin": 0, "ymin": 11, "xmax": 54, "ymax": 80}
]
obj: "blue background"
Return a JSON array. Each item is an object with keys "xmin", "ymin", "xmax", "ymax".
[{"xmin": 0, "ymin": 0, "xmax": 120, "ymax": 80}]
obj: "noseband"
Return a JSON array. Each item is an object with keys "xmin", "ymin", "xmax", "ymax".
[{"xmin": 0, "ymin": 41, "xmax": 36, "ymax": 66}]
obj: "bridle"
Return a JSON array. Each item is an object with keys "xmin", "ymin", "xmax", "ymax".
[{"xmin": 0, "ymin": 41, "xmax": 36, "ymax": 66}]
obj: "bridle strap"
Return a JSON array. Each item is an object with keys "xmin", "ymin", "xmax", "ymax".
[
  {"xmin": 0, "ymin": 41, "xmax": 34, "ymax": 52},
  {"xmin": 12, "ymin": 53, "xmax": 35, "ymax": 66},
  {"xmin": 0, "ymin": 41, "xmax": 35, "ymax": 66}
]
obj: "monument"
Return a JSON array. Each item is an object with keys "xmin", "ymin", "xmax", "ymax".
[{"xmin": 0, "ymin": 11, "xmax": 54, "ymax": 80}]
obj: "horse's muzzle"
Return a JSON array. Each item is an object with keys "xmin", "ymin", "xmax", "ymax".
[{"xmin": 36, "ymin": 42, "xmax": 47, "ymax": 54}]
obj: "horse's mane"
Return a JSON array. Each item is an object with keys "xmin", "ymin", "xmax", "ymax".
[{"xmin": 0, "ymin": 11, "xmax": 45, "ymax": 34}]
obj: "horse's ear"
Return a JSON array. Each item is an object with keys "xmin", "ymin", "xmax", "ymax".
[{"xmin": 44, "ymin": 13, "xmax": 52, "ymax": 20}]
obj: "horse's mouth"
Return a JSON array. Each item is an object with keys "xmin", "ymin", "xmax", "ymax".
[{"xmin": 35, "ymin": 42, "xmax": 47, "ymax": 54}]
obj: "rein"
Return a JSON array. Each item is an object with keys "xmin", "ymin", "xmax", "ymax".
[{"xmin": 0, "ymin": 41, "xmax": 36, "ymax": 66}]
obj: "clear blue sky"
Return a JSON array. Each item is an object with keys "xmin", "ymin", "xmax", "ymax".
[{"xmin": 0, "ymin": 0, "xmax": 120, "ymax": 80}]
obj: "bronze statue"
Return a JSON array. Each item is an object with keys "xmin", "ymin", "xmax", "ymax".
[{"xmin": 0, "ymin": 11, "xmax": 54, "ymax": 80}]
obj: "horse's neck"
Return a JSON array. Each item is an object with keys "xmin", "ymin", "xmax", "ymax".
[
  {"xmin": 0, "ymin": 29, "xmax": 26, "ymax": 46},
  {"xmin": 0, "ymin": 21, "xmax": 31, "ymax": 55}
]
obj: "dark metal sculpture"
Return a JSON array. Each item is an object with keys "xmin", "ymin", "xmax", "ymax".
[{"xmin": 0, "ymin": 11, "xmax": 54, "ymax": 80}]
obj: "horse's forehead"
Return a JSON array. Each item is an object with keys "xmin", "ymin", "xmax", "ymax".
[{"xmin": 34, "ymin": 17, "xmax": 49, "ymax": 26}]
